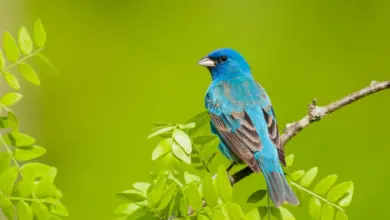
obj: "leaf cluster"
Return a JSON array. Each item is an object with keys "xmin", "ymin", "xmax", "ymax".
[
  {"xmin": 0, "ymin": 19, "xmax": 66, "ymax": 220},
  {"xmin": 286, "ymin": 155, "xmax": 353, "ymax": 220},
  {"xmin": 115, "ymin": 110, "xmax": 356, "ymax": 220}
]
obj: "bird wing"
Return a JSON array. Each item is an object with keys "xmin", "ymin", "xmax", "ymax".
[
  {"xmin": 209, "ymin": 110, "xmax": 262, "ymax": 172},
  {"xmin": 206, "ymin": 78, "xmax": 285, "ymax": 171},
  {"xmin": 255, "ymin": 84, "xmax": 285, "ymax": 166}
]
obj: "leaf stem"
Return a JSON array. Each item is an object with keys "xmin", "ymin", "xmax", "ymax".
[
  {"xmin": 7, "ymin": 196, "xmax": 57, "ymax": 205},
  {"xmin": 147, "ymin": 197, "xmax": 165, "ymax": 219},
  {"xmin": 2, "ymin": 48, "xmax": 43, "ymax": 73},
  {"xmin": 267, "ymin": 192, "xmax": 271, "ymax": 220},
  {"xmin": 0, "ymin": 135, "xmax": 23, "ymax": 177},
  {"xmin": 0, "ymin": 134, "xmax": 40, "ymax": 201},
  {"xmin": 191, "ymin": 141, "xmax": 211, "ymax": 174},
  {"xmin": 290, "ymin": 181, "xmax": 345, "ymax": 212}
]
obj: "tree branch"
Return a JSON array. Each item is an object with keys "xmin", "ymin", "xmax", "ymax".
[{"xmin": 230, "ymin": 80, "xmax": 390, "ymax": 185}]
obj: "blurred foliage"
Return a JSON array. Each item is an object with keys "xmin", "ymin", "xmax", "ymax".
[
  {"xmin": 115, "ymin": 112, "xmax": 354, "ymax": 219},
  {"xmin": 5, "ymin": 1, "xmax": 388, "ymax": 219},
  {"xmin": 0, "ymin": 19, "xmax": 66, "ymax": 220}
]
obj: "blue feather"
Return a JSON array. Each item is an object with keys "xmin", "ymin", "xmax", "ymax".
[{"xmin": 199, "ymin": 48, "xmax": 299, "ymax": 207}]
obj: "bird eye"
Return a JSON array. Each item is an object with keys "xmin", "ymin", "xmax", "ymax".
[{"xmin": 220, "ymin": 56, "xmax": 227, "ymax": 62}]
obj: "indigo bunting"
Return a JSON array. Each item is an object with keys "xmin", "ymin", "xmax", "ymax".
[{"xmin": 198, "ymin": 48, "xmax": 299, "ymax": 207}]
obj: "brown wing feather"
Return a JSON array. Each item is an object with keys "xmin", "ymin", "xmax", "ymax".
[{"xmin": 210, "ymin": 113, "xmax": 261, "ymax": 173}]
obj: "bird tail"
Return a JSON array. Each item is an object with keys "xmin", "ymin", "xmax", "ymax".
[{"xmin": 259, "ymin": 160, "xmax": 300, "ymax": 207}]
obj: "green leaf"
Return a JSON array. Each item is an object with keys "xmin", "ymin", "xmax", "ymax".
[
  {"xmin": 8, "ymin": 110, "xmax": 19, "ymax": 131},
  {"xmin": 309, "ymin": 197, "xmax": 322, "ymax": 219},
  {"xmin": 173, "ymin": 129, "xmax": 192, "ymax": 154},
  {"xmin": 207, "ymin": 152, "xmax": 218, "ymax": 165},
  {"xmin": 56, "ymin": 189, "xmax": 64, "ymax": 199},
  {"xmin": 186, "ymin": 110, "xmax": 209, "ymax": 124},
  {"xmin": 148, "ymin": 173, "xmax": 166, "ymax": 204},
  {"xmin": 133, "ymin": 182, "xmax": 151, "ymax": 194},
  {"xmin": 335, "ymin": 211, "xmax": 348, "ymax": 220},
  {"xmin": 247, "ymin": 190, "xmax": 267, "ymax": 203},
  {"xmin": 245, "ymin": 208, "xmax": 261, "ymax": 220},
  {"xmin": 147, "ymin": 126, "xmax": 175, "ymax": 139},
  {"xmin": 202, "ymin": 173, "xmax": 218, "ymax": 207},
  {"xmin": 159, "ymin": 152, "xmax": 180, "ymax": 170},
  {"xmin": 178, "ymin": 122, "xmax": 196, "ymax": 129},
  {"xmin": 34, "ymin": 54, "xmax": 58, "ymax": 75},
  {"xmin": 314, "ymin": 174, "xmax": 338, "ymax": 196},
  {"xmin": 3, "ymin": 71, "xmax": 21, "ymax": 90},
  {"xmin": 257, "ymin": 207, "xmax": 268, "ymax": 219},
  {"xmin": 18, "ymin": 26, "xmax": 33, "ymax": 55},
  {"xmin": 114, "ymin": 203, "xmax": 140, "ymax": 215},
  {"xmin": 168, "ymin": 192, "xmax": 181, "ymax": 217},
  {"xmin": 179, "ymin": 197, "xmax": 188, "ymax": 217},
  {"xmin": 18, "ymin": 63, "xmax": 40, "ymax": 86},
  {"xmin": 51, "ymin": 201, "xmax": 69, "ymax": 217},
  {"xmin": 216, "ymin": 164, "xmax": 232, "ymax": 203},
  {"xmin": 299, "ymin": 167, "xmax": 318, "ymax": 187},
  {"xmin": 152, "ymin": 138, "xmax": 172, "ymax": 160},
  {"xmin": 279, "ymin": 207, "xmax": 295, "ymax": 220},
  {"xmin": 32, "ymin": 201, "xmax": 50, "ymax": 220},
  {"xmin": 0, "ymin": 152, "xmax": 11, "ymax": 175},
  {"xmin": 33, "ymin": 19, "xmax": 46, "ymax": 48},
  {"xmin": 0, "ymin": 117, "xmax": 8, "ymax": 129},
  {"xmin": 17, "ymin": 200, "xmax": 33, "ymax": 220},
  {"xmin": 185, "ymin": 182, "xmax": 202, "ymax": 212},
  {"xmin": 8, "ymin": 132, "xmax": 36, "ymax": 146},
  {"xmin": 0, "ymin": 50, "xmax": 5, "ymax": 70},
  {"xmin": 21, "ymin": 162, "xmax": 52, "ymax": 178},
  {"xmin": 0, "ymin": 92, "xmax": 23, "ymax": 107},
  {"xmin": 327, "ymin": 181, "xmax": 354, "ymax": 207},
  {"xmin": 0, "ymin": 192, "xmax": 15, "ymax": 220},
  {"xmin": 172, "ymin": 141, "xmax": 191, "ymax": 164},
  {"xmin": 212, "ymin": 207, "xmax": 230, "ymax": 220},
  {"xmin": 117, "ymin": 189, "xmax": 146, "ymax": 202},
  {"xmin": 15, "ymin": 145, "xmax": 47, "ymax": 161},
  {"xmin": 35, "ymin": 167, "xmax": 58, "ymax": 198},
  {"xmin": 0, "ymin": 167, "xmax": 18, "ymax": 195},
  {"xmin": 153, "ymin": 122, "xmax": 174, "ymax": 127},
  {"xmin": 285, "ymin": 154, "xmax": 294, "ymax": 168},
  {"xmin": 49, "ymin": 215, "xmax": 63, "ymax": 220},
  {"xmin": 193, "ymin": 135, "xmax": 218, "ymax": 145},
  {"xmin": 158, "ymin": 182, "xmax": 177, "ymax": 210},
  {"xmin": 270, "ymin": 207, "xmax": 282, "ymax": 220},
  {"xmin": 203, "ymin": 206, "xmax": 213, "ymax": 218},
  {"xmin": 227, "ymin": 203, "xmax": 246, "ymax": 220},
  {"xmin": 3, "ymin": 31, "xmax": 20, "ymax": 62},
  {"xmin": 15, "ymin": 166, "xmax": 35, "ymax": 197},
  {"xmin": 191, "ymin": 155, "xmax": 202, "ymax": 164},
  {"xmin": 321, "ymin": 203, "xmax": 334, "ymax": 220},
  {"xmin": 290, "ymin": 170, "xmax": 305, "ymax": 181},
  {"xmin": 198, "ymin": 215, "xmax": 210, "ymax": 220},
  {"xmin": 184, "ymin": 172, "xmax": 201, "ymax": 184}
]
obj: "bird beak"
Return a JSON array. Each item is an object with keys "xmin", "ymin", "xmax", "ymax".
[{"xmin": 197, "ymin": 56, "xmax": 216, "ymax": 67}]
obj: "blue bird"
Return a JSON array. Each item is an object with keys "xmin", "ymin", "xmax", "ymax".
[{"xmin": 198, "ymin": 48, "xmax": 299, "ymax": 207}]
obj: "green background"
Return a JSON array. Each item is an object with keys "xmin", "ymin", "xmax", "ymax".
[{"xmin": 2, "ymin": 0, "xmax": 390, "ymax": 219}]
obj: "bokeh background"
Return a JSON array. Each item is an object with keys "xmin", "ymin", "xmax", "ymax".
[{"xmin": 1, "ymin": 0, "xmax": 390, "ymax": 219}]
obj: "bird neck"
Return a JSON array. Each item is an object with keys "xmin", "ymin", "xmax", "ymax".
[{"xmin": 210, "ymin": 69, "xmax": 253, "ymax": 81}]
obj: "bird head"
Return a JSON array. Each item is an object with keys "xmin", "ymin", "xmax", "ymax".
[{"xmin": 198, "ymin": 48, "xmax": 251, "ymax": 80}]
